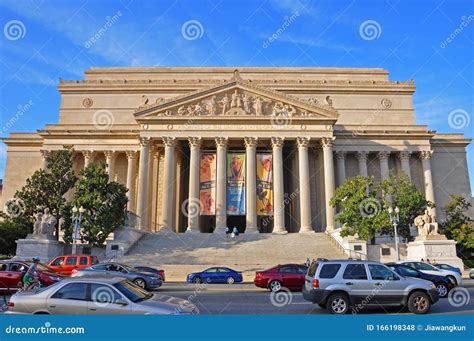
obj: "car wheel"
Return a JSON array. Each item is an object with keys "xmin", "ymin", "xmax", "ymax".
[
  {"xmin": 133, "ymin": 278, "xmax": 146, "ymax": 289},
  {"xmin": 327, "ymin": 293, "xmax": 350, "ymax": 314},
  {"xmin": 193, "ymin": 276, "xmax": 202, "ymax": 284},
  {"xmin": 447, "ymin": 275, "xmax": 457, "ymax": 286},
  {"xmin": 435, "ymin": 282, "xmax": 449, "ymax": 298},
  {"xmin": 226, "ymin": 276, "xmax": 235, "ymax": 284},
  {"xmin": 269, "ymin": 280, "xmax": 282, "ymax": 292},
  {"xmin": 407, "ymin": 291, "xmax": 431, "ymax": 314}
]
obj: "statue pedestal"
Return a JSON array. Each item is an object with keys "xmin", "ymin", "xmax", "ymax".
[
  {"xmin": 407, "ymin": 235, "xmax": 464, "ymax": 270},
  {"xmin": 15, "ymin": 237, "xmax": 65, "ymax": 263}
]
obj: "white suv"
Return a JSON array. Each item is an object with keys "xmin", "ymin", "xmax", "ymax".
[{"xmin": 397, "ymin": 261, "xmax": 462, "ymax": 286}]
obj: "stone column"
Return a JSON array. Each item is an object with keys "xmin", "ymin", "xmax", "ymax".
[
  {"xmin": 297, "ymin": 137, "xmax": 313, "ymax": 233},
  {"xmin": 104, "ymin": 151, "xmax": 116, "ymax": 182},
  {"xmin": 244, "ymin": 137, "xmax": 258, "ymax": 233},
  {"xmin": 357, "ymin": 151, "xmax": 368, "ymax": 177},
  {"xmin": 40, "ymin": 150, "xmax": 49, "ymax": 170},
  {"xmin": 335, "ymin": 151, "xmax": 347, "ymax": 186},
  {"xmin": 136, "ymin": 137, "xmax": 151, "ymax": 230},
  {"xmin": 398, "ymin": 151, "xmax": 412, "ymax": 179},
  {"xmin": 271, "ymin": 137, "xmax": 287, "ymax": 234},
  {"xmin": 215, "ymin": 137, "xmax": 228, "ymax": 232},
  {"xmin": 378, "ymin": 151, "xmax": 390, "ymax": 181},
  {"xmin": 322, "ymin": 137, "xmax": 336, "ymax": 231},
  {"xmin": 421, "ymin": 151, "xmax": 436, "ymax": 216},
  {"xmin": 125, "ymin": 151, "xmax": 137, "ymax": 212},
  {"xmin": 82, "ymin": 151, "xmax": 93, "ymax": 167},
  {"xmin": 187, "ymin": 137, "xmax": 202, "ymax": 233},
  {"xmin": 161, "ymin": 137, "xmax": 177, "ymax": 230}
]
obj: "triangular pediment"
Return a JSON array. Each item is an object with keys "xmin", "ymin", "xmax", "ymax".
[{"xmin": 134, "ymin": 77, "xmax": 338, "ymax": 120}]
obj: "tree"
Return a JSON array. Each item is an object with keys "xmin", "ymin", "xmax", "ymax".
[
  {"xmin": 379, "ymin": 174, "xmax": 432, "ymax": 241},
  {"xmin": 70, "ymin": 162, "xmax": 128, "ymax": 247},
  {"xmin": 329, "ymin": 176, "xmax": 391, "ymax": 241},
  {"xmin": 440, "ymin": 195, "xmax": 474, "ymax": 258},
  {"xmin": 9, "ymin": 149, "xmax": 77, "ymax": 238}
]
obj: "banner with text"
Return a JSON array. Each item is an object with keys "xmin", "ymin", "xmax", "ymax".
[
  {"xmin": 226, "ymin": 153, "xmax": 246, "ymax": 215},
  {"xmin": 199, "ymin": 153, "xmax": 216, "ymax": 215},
  {"xmin": 256, "ymin": 153, "xmax": 273, "ymax": 216}
]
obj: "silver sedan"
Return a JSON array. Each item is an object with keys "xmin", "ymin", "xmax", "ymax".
[{"xmin": 6, "ymin": 277, "xmax": 198, "ymax": 315}]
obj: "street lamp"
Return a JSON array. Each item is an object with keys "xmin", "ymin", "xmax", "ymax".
[
  {"xmin": 72, "ymin": 206, "xmax": 85, "ymax": 254},
  {"xmin": 388, "ymin": 206, "xmax": 400, "ymax": 261}
]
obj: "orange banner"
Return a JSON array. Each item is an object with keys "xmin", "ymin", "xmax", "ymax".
[{"xmin": 199, "ymin": 153, "xmax": 216, "ymax": 215}]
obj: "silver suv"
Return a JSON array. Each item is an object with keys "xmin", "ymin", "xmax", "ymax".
[{"xmin": 303, "ymin": 259, "xmax": 439, "ymax": 314}]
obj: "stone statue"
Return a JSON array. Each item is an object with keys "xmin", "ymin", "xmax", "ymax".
[
  {"xmin": 40, "ymin": 208, "xmax": 57, "ymax": 236},
  {"xmin": 243, "ymin": 94, "xmax": 252, "ymax": 113},
  {"xmin": 220, "ymin": 94, "xmax": 230, "ymax": 115},
  {"xmin": 231, "ymin": 90, "xmax": 242, "ymax": 108},
  {"xmin": 140, "ymin": 95, "xmax": 149, "ymax": 107},
  {"xmin": 207, "ymin": 96, "xmax": 218, "ymax": 115},
  {"xmin": 414, "ymin": 209, "xmax": 439, "ymax": 237},
  {"xmin": 33, "ymin": 211, "xmax": 43, "ymax": 234},
  {"xmin": 325, "ymin": 95, "xmax": 333, "ymax": 107},
  {"xmin": 253, "ymin": 97, "xmax": 264, "ymax": 115}
]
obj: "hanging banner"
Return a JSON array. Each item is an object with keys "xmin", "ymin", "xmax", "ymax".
[
  {"xmin": 199, "ymin": 153, "xmax": 216, "ymax": 215},
  {"xmin": 226, "ymin": 153, "xmax": 246, "ymax": 215},
  {"xmin": 256, "ymin": 153, "xmax": 273, "ymax": 216}
]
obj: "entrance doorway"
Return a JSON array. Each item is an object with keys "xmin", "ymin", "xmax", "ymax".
[
  {"xmin": 200, "ymin": 216, "xmax": 216, "ymax": 233},
  {"xmin": 227, "ymin": 216, "xmax": 246, "ymax": 233}
]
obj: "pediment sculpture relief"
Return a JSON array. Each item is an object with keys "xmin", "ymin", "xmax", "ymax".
[{"xmin": 161, "ymin": 89, "xmax": 318, "ymax": 118}]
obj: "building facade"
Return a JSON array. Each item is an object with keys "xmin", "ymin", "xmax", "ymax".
[{"xmin": 1, "ymin": 67, "xmax": 472, "ymax": 234}]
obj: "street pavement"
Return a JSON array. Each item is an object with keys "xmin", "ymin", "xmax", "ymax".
[{"xmin": 2, "ymin": 280, "xmax": 473, "ymax": 315}]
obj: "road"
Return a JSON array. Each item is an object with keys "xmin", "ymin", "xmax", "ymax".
[{"xmin": 2, "ymin": 280, "xmax": 473, "ymax": 315}]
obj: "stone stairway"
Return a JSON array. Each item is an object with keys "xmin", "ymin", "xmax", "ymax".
[{"xmin": 120, "ymin": 230, "xmax": 347, "ymax": 281}]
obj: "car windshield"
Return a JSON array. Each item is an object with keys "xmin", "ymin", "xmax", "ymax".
[
  {"xmin": 114, "ymin": 280, "xmax": 153, "ymax": 303},
  {"xmin": 121, "ymin": 264, "xmax": 137, "ymax": 272},
  {"xmin": 416, "ymin": 262, "xmax": 438, "ymax": 271}
]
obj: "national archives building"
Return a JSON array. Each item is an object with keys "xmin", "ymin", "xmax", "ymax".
[{"xmin": 1, "ymin": 67, "xmax": 471, "ymax": 234}]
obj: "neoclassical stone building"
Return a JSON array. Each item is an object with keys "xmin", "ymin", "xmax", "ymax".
[{"xmin": 1, "ymin": 67, "xmax": 472, "ymax": 234}]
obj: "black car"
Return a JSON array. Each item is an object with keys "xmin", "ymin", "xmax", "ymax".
[
  {"xmin": 386, "ymin": 263, "xmax": 452, "ymax": 298},
  {"xmin": 133, "ymin": 266, "xmax": 166, "ymax": 282}
]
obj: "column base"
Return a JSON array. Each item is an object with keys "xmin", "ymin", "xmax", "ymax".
[
  {"xmin": 299, "ymin": 226, "xmax": 314, "ymax": 233},
  {"xmin": 272, "ymin": 228, "xmax": 288, "ymax": 234},
  {"xmin": 186, "ymin": 228, "xmax": 200, "ymax": 233}
]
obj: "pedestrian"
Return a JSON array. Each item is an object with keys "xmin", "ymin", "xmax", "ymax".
[
  {"xmin": 305, "ymin": 258, "xmax": 310, "ymax": 267},
  {"xmin": 225, "ymin": 227, "xmax": 230, "ymax": 240},
  {"xmin": 426, "ymin": 258, "xmax": 431, "ymax": 264},
  {"xmin": 233, "ymin": 226, "xmax": 239, "ymax": 239}
]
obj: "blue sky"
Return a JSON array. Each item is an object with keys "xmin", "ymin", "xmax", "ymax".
[{"xmin": 0, "ymin": 0, "xmax": 472, "ymax": 190}]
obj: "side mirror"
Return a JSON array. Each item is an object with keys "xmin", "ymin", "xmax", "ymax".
[{"xmin": 115, "ymin": 298, "xmax": 128, "ymax": 306}]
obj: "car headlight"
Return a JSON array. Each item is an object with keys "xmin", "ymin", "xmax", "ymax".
[
  {"xmin": 448, "ymin": 277, "xmax": 456, "ymax": 284},
  {"xmin": 431, "ymin": 284, "xmax": 436, "ymax": 289}
]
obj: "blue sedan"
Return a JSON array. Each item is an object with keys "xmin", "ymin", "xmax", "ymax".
[{"xmin": 187, "ymin": 267, "xmax": 243, "ymax": 284}]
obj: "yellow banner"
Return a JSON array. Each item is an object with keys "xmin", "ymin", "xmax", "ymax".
[
  {"xmin": 199, "ymin": 153, "xmax": 216, "ymax": 215},
  {"xmin": 256, "ymin": 154, "xmax": 273, "ymax": 216}
]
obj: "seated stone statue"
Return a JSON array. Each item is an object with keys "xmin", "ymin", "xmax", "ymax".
[{"xmin": 414, "ymin": 209, "xmax": 439, "ymax": 238}]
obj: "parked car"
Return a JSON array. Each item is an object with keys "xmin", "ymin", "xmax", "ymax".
[
  {"xmin": 133, "ymin": 266, "xmax": 165, "ymax": 282},
  {"xmin": 303, "ymin": 259, "xmax": 439, "ymax": 314},
  {"xmin": 433, "ymin": 263, "xmax": 462, "ymax": 275},
  {"xmin": 71, "ymin": 262, "xmax": 162, "ymax": 290},
  {"xmin": 470, "ymin": 268, "xmax": 474, "ymax": 279},
  {"xmin": 6, "ymin": 277, "xmax": 198, "ymax": 314},
  {"xmin": 386, "ymin": 263, "xmax": 453, "ymax": 298},
  {"xmin": 0, "ymin": 260, "xmax": 64, "ymax": 293},
  {"xmin": 48, "ymin": 254, "xmax": 99, "ymax": 275},
  {"xmin": 187, "ymin": 267, "xmax": 242, "ymax": 284},
  {"xmin": 254, "ymin": 264, "xmax": 308, "ymax": 292},
  {"xmin": 397, "ymin": 261, "xmax": 462, "ymax": 286}
]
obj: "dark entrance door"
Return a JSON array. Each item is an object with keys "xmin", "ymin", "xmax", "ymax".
[
  {"xmin": 227, "ymin": 216, "xmax": 246, "ymax": 233},
  {"xmin": 199, "ymin": 215, "xmax": 216, "ymax": 233}
]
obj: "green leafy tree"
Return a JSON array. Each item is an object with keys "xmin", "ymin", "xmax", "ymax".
[
  {"xmin": 9, "ymin": 149, "xmax": 77, "ymax": 238},
  {"xmin": 379, "ymin": 174, "xmax": 432, "ymax": 241},
  {"xmin": 440, "ymin": 195, "xmax": 474, "ymax": 258},
  {"xmin": 70, "ymin": 162, "xmax": 128, "ymax": 246},
  {"xmin": 330, "ymin": 176, "xmax": 391, "ymax": 241}
]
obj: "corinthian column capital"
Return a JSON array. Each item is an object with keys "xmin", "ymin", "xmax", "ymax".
[
  {"xmin": 162, "ymin": 136, "xmax": 176, "ymax": 147},
  {"xmin": 244, "ymin": 137, "xmax": 258, "ymax": 148},
  {"xmin": 377, "ymin": 151, "xmax": 390, "ymax": 161},
  {"xmin": 296, "ymin": 137, "xmax": 311, "ymax": 148},
  {"xmin": 188, "ymin": 137, "xmax": 202, "ymax": 148},
  {"xmin": 321, "ymin": 137, "xmax": 335, "ymax": 148},
  {"xmin": 271, "ymin": 137, "xmax": 285, "ymax": 148},
  {"xmin": 215, "ymin": 136, "xmax": 228, "ymax": 148},
  {"xmin": 420, "ymin": 150, "xmax": 433, "ymax": 160},
  {"xmin": 335, "ymin": 151, "xmax": 347, "ymax": 161}
]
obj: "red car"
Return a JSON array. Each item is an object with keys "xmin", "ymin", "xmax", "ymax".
[
  {"xmin": 0, "ymin": 260, "xmax": 64, "ymax": 293},
  {"xmin": 254, "ymin": 264, "xmax": 308, "ymax": 292},
  {"xmin": 48, "ymin": 254, "xmax": 99, "ymax": 275}
]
